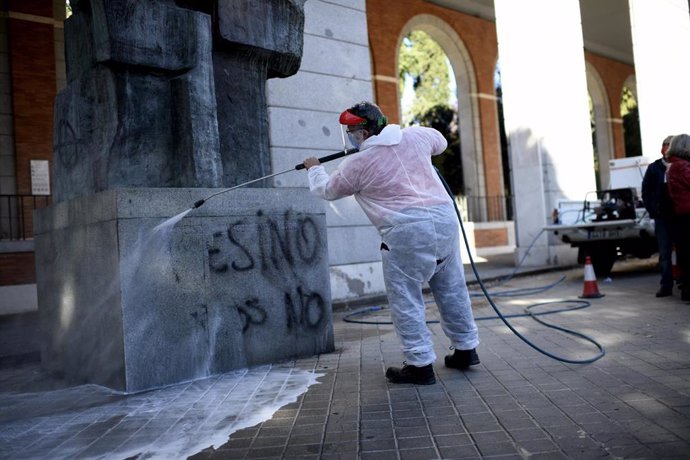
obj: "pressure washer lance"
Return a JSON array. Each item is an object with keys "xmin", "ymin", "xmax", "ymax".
[{"xmin": 191, "ymin": 147, "xmax": 359, "ymax": 209}]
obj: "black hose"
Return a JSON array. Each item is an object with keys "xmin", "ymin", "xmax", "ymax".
[{"xmin": 343, "ymin": 169, "xmax": 605, "ymax": 364}]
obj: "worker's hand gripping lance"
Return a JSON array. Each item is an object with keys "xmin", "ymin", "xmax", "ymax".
[{"xmin": 192, "ymin": 148, "xmax": 359, "ymax": 209}]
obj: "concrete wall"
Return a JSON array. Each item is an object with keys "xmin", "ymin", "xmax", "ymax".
[
  {"xmin": 268, "ymin": 0, "xmax": 385, "ymax": 301},
  {"xmin": 34, "ymin": 188, "xmax": 334, "ymax": 392}
]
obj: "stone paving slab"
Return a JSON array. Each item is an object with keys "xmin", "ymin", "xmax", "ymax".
[{"xmin": 1, "ymin": 261, "xmax": 689, "ymax": 459}]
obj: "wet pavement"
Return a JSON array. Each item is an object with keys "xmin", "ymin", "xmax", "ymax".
[{"xmin": 1, "ymin": 259, "xmax": 689, "ymax": 459}]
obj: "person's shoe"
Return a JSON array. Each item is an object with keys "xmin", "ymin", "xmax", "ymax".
[
  {"xmin": 445, "ymin": 348, "xmax": 480, "ymax": 370},
  {"xmin": 656, "ymin": 287, "xmax": 673, "ymax": 297},
  {"xmin": 385, "ymin": 363, "xmax": 436, "ymax": 385}
]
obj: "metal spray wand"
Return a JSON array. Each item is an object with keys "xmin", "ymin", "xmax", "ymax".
[{"xmin": 192, "ymin": 147, "xmax": 358, "ymax": 209}]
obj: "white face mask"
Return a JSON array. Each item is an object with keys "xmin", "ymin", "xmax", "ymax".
[{"xmin": 346, "ymin": 128, "xmax": 366, "ymax": 148}]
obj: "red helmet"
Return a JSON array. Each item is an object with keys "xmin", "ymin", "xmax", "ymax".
[{"xmin": 339, "ymin": 102, "xmax": 388, "ymax": 135}]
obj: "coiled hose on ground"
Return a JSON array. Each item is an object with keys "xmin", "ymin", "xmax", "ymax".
[{"xmin": 343, "ymin": 169, "xmax": 605, "ymax": 364}]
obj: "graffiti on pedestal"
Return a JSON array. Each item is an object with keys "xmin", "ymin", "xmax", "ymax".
[
  {"xmin": 208, "ymin": 210, "xmax": 326, "ymax": 334},
  {"xmin": 235, "ymin": 298, "xmax": 267, "ymax": 332}
]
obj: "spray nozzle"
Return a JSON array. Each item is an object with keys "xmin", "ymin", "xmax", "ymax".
[{"xmin": 193, "ymin": 199, "xmax": 206, "ymax": 209}]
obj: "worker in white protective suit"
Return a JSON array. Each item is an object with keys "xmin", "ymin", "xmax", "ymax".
[{"xmin": 302, "ymin": 102, "xmax": 480, "ymax": 385}]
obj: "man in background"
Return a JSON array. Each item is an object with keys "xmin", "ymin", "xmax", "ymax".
[{"xmin": 642, "ymin": 135, "xmax": 676, "ymax": 297}]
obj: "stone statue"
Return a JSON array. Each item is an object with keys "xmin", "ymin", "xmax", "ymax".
[
  {"xmin": 211, "ymin": 0, "xmax": 306, "ymax": 186},
  {"xmin": 54, "ymin": 0, "xmax": 306, "ymax": 201},
  {"xmin": 39, "ymin": 0, "xmax": 332, "ymax": 393}
]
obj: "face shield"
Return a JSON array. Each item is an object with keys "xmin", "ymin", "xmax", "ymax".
[
  {"xmin": 341, "ymin": 124, "xmax": 367, "ymax": 149},
  {"xmin": 339, "ymin": 109, "xmax": 368, "ymax": 149}
]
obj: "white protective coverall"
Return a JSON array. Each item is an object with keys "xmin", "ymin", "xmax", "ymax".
[{"xmin": 308, "ymin": 124, "xmax": 479, "ymax": 366}]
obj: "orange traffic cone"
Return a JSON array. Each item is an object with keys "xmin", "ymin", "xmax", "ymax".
[
  {"xmin": 579, "ymin": 256, "xmax": 605, "ymax": 299},
  {"xmin": 672, "ymin": 245, "xmax": 681, "ymax": 281}
]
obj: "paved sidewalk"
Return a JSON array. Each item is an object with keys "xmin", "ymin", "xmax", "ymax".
[{"xmin": 1, "ymin": 260, "xmax": 689, "ymax": 459}]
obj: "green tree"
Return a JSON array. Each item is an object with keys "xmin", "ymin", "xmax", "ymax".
[
  {"xmin": 399, "ymin": 31, "xmax": 462, "ymax": 194},
  {"xmin": 621, "ymin": 87, "xmax": 641, "ymax": 157},
  {"xmin": 398, "ymin": 30, "xmax": 451, "ymax": 123},
  {"xmin": 414, "ymin": 104, "xmax": 464, "ymax": 195}
]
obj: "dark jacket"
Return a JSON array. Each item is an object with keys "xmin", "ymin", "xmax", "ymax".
[{"xmin": 642, "ymin": 158, "xmax": 674, "ymax": 218}]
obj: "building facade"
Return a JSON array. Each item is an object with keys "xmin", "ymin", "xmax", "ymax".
[{"xmin": 2, "ymin": 0, "xmax": 690, "ymax": 308}]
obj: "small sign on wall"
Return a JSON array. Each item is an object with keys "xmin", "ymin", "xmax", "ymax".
[{"xmin": 30, "ymin": 160, "xmax": 50, "ymax": 195}]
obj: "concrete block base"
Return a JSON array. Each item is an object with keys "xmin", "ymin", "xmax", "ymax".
[{"xmin": 34, "ymin": 188, "xmax": 334, "ymax": 393}]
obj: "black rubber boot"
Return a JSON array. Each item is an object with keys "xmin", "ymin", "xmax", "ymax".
[
  {"xmin": 656, "ymin": 287, "xmax": 673, "ymax": 298},
  {"xmin": 385, "ymin": 363, "xmax": 436, "ymax": 385},
  {"xmin": 682, "ymin": 288, "xmax": 690, "ymax": 302},
  {"xmin": 444, "ymin": 348, "xmax": 480, "ymax": 370}
]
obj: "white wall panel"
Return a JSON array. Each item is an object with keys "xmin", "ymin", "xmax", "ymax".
[{"xmin": 268, "ymin": 0, "xmax": 381, "ymax": 300}]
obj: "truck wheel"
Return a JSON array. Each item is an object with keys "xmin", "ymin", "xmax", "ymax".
[
  {"xmin": 590, "ymin": 244, "xmax": 617, "ymax": 278},
  {"xmin": 580, "ymin": 244, "xmax": 616, "ymax": 278}
]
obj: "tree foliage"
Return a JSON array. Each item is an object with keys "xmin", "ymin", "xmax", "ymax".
[
  {"xmin": 398, "ymin": 30, "xmax": 451, "ymax": 123},
  {"xmin": 414, "ymin": 105, "xmax": 464, "ymax": 195},
  {"xmin": 623, "ymin": 106, "xmax": 642, "ymax": 157},
  {"xmin": 621, "ymin": 87, "xmax": 642, "ymax": 157},
  {"xmin": 398, "ymin": 31, "xmax": 463, "ymax": 194}
]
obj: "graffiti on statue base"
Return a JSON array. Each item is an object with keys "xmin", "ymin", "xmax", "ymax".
[
  {"xmin": 208, "ymin": 210, "xmax": 327, "ymax": 334},
  {"xmin": 232, "ymin": 287, "xmax": 325, "ymax": 334},
  {"xmin": 236, "ymin": 298, "xmax": 267, "ymax": 332},
  {"xmin": 208, "ymin": 210, "xmax": 321, "ymax": 278},
  {"xmin": 284, "ymin": 287, "xmax": 325, "ymax": 331}
]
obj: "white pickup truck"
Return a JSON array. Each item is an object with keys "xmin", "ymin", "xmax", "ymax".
[{"xmin": 544, "ymin": 157, "xmax": 657, "ymax": 278}]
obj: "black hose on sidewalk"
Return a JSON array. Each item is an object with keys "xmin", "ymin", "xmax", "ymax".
[{"xmin": 343, "ymin": 169, "xmax": 605, "ymax": 364}]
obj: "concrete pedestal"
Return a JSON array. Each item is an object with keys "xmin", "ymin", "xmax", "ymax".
[{"xmin": 34, "ymin": 188, "xmax": 334, "ymax": 393}]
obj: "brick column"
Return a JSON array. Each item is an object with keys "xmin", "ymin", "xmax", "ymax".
[{"xmin": 7, "ymin": 0, "xmax": 56, "ymax": 196}]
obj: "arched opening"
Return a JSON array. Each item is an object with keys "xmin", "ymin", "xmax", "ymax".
[
  {"xmin": 399, "ymin": 30, "xmax": 463, "ymax": 195},
  {"xmin": 586, "ymin": 62, "xmax": 614, "ymax": 189},
  {"xmin": 589, "ymin": 95, "xmax": 600, "ymax": 190}
]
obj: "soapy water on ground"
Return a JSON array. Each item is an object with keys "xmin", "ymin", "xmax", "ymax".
[
  {"xmin": 0, "ymin": 209, "xmax": 331, "ymax": 459},
  {"xmin": 0, "ymin": 364, "xmax": 323, "ymax": 459}
]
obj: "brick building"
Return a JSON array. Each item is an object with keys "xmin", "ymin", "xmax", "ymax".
[
  {"xmin": 1, "ymin": 1, "xmax": 63, "ymax": 304},
  {"xmin": 1, "ymin": 0, "xmax": 690, "ymax": 319}
]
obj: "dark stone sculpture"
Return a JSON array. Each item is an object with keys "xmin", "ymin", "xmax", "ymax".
[
  {"xmin": 212, "ymin": 0, "xmax": 305, "ymax": 186},
  {"xmin": 54, "ymin": 0, "xmax": 223, "ymax": 202},
  {"xmin": 174, "ymin": 0, "xmax": 306, "ymax": 186},
  {"xmin": 39, "ymin": 0, "xmax": 332, "ymax": 393},
  {"xmin": 53, "ymin": 0, "xmax": 306, "ymax": 201}
]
